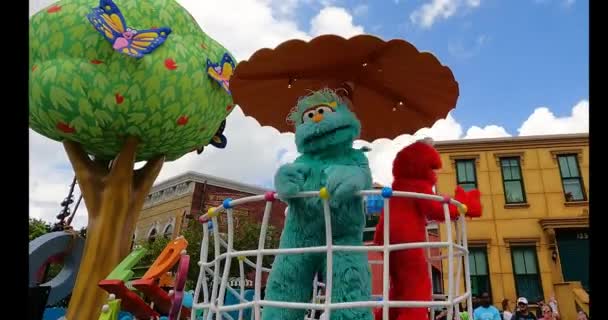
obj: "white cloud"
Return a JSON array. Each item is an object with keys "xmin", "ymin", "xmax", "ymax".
[
  {"xmin": 410, "ymin": 0, "xmax": 481, "ymax": 29},
  {"xmin": 353, "ymin": 4, "xmax": 369, "ymax": 16},
  {"xmin": 155, "ymin": 107, "xmax": 297, "ymax": 188},
  {"xmin": 178, "ymin": 0, "xmax": 310, "ymax": 61},
  {"xmin": 29, "ymin": 130, "xmax": 89, "ymax": 229},
  {"xmin": 310, "ymin": 7, "xmax": 365, "ymax": 37},
  {"xmin": 447, "ymin": 34, "xmax": 488, "ymax": 58},
  {"xmin": 518, "ymin": 100, "xmax": 589, "ymax": 136},
  {"xmin": 464, "ymin": 125, "xmax": 511, "ymax": 139}
]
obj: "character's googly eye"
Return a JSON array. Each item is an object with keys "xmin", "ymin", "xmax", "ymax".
[
  {"xmin": 316, "ymin": 106, "xmax": 334, "ymax": 115},
  {"xmin": 126, "ymin": 28, "xmax": 132, "ymax": 32},
  {"xmin": 302, "ymin": 110, "xmax": 316, "ymax": 123},
  {"xmin": 131, "ymin": 29, "xmax": 138, "ymax": 34}
]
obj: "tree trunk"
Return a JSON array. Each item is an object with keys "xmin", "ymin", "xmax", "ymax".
[{"xmin": 63, "ymin": 137, "xmax": 165, "ymax": 319}]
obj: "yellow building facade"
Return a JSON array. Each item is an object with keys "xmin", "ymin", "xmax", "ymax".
[{"xmin": 434, "ymin": 133, "xmax": 589, "ymax": 318}]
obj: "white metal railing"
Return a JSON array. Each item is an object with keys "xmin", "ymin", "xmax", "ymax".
[{"xmin": 191, "ymin": 188, "xmax": 473, "ymax": 320}]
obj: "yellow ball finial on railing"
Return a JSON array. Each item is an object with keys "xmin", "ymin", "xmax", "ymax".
[
  {"xmin": 319, "ymin": 187, "xmax": 330, "ymax": 200},
  {"xmin": 458, "ymin": 204, "xmax": 468, "ymax": 215},
  {"xmin": 207, "ymin": 207, "xmax": 219, "ymax": 218}
]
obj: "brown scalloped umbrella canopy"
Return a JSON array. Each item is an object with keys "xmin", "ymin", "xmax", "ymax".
[{"xmin": 231, "ymin": 34, "xmax": 459, "ymax": 142}]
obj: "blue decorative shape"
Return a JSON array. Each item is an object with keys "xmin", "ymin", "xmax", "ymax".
[
  {"xmin": 182, "ymin": 291, "xmax": 194, "ymax": 308},
  {"xmin": 224, "ymin": 289, "xmax": 255, "ymax": 320},
  {"xmin": 29, "ymin": 231, "xmax": 85, "ymax": 306},
  {"xmin": 222, "ymin": 198, "xmax": 233, "ymax": 209},
  {"xmin": 381, "ymin": 187, "xmax": 393, "ymax": 198},
  {"xmin": 365, "ymin": 195, "xmax": 384, "ymax": 214},
  {"xmin": 43, "ymin": 307, "xmax": 65, "ymax": 320},
  {"xmin": 208, "ymin": 221, "xmax": 214, "ymax": 230}
]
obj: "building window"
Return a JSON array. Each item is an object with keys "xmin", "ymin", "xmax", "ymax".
[
  {"xmin": 455, "ymin": 159, "xmax": 478, "ymax": 191},
  {"xmin": 163, "ymin": 224, "xmax": 174, "ymax": 239},
  {"xmin": 500, "ymin": 157, "xmax": 526, "ymax": 204},
  {"xmin": 363, "ymin": 213, "xmax": 380, "ymax": 242},
  {"xmin": 511, "ymin": 246, "xmax": 543, "ymax": 303},
  {"xmin": 557, "ymin": 154, "xmax": 586, "ymax": 202},
  {"xmin": 469, "ymin": 247, "xmax": 491, "ymax": 301},
  {"xmin": 432, "ymin": 267, "xmax": 444, "ymax": 294},
  {"xmin": 148, "ymin": 228, "xmax": 157, "ymax": 244}
]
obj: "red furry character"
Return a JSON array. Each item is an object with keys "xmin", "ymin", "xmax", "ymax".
[{"xmin": 373, "ymin": 141, "xmax": 482, "ymax": 320}]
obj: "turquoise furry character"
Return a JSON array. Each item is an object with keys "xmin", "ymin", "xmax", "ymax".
[{"xmin": 263, "ymin": 88, "xmax": 373, "ymax": 320}]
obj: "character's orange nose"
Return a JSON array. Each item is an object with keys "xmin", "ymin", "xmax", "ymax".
[{"xmin": 312, "ymin": 114, "xmax": 324, "ymax": 123}]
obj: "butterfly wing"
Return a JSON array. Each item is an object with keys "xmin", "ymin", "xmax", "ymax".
[
  {"xmin": 122, "ymin": 27, "xmax": 172, "ymax": 58},
  {"xmin": 87, "ymin": 0, "xmax": 126, "ymax": 43},
  {"xmin": 207, "ymin": 53, "xmax": 236, "ymax": 94}
]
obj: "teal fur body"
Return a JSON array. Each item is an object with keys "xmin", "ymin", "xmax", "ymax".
[{"xmin": 263, "ymin": 89, "xmax": 373, "ymax": 320}]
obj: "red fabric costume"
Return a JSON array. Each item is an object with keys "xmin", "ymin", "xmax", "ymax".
[{"xmin": 373, "ymin": 141, "xmax": 482, "ymax": 320}]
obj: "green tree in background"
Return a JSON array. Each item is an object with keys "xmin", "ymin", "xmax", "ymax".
[{"xmin": 29, "ymin": 218, "xmax": 51, "ymax": 241}]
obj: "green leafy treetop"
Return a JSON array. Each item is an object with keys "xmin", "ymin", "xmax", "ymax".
[
  {"xmin": 29, "ymin": 0, "xmax": 236, "ymax": 317},
  {"xmin": 29, "ymin": 0, "xmax": 235, "ymax": 161}
]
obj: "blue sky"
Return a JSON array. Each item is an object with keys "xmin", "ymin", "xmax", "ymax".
[{"xmin": 294, "ymin": 0, "xmax": 588, "ymax": 134}]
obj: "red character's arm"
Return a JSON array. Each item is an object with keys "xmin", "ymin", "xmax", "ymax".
[
  {"xmin": 421, "ymin": 186, "xmax": 482, "ymax": 221},
  {"xmin": 414, "ymin": 182, "xmax": 460, "ymax": 221}
]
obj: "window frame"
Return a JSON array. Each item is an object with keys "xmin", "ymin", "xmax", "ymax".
[
  {"xmin": 556, "ymin": 154, "xmax": 587, "ymax": 202},
  {"xmin": 468, "ymin": 246, "xmax": 492, "ymax": 302},
  {"xmin": 455, "ymin": 159, "xmax": 478, "ymax": 190},
  {"xmin": 148, "ymin": 228, "xmax": 158, "ymax": 244},
  {"xmin": 510, "ymin": 245, "xmax": 544, "ymax": 304},
  {"xmin": 432, "ymin": 266, "xmax": 444, "ymax": 294},
  {"xmin": 499, "ymin": 157, "xmax": 527, "ymax": 204},
  {"xmin": 163, "ymin": 224, "xmax": 174, "ymax": 239}
]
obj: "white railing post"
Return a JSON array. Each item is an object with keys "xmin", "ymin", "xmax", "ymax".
[
  {"xmin": 425, "ymin": 225, "xmax": 434, "ymax": 320},
  {"xmin": 207, "ymin": 214, "xmax": 222, "ymax": 320},
  {"xmin": 381, "ymin": 188, "xmax": 391, "ymax": 320},
  {"xmin": 216, "ymin": 209, "xmax": 235, "ymax": 313},
  {"xmin": 461, "ymin": 213, "xmax": 473, "ymax": 317},
  {"xmin": 443, "ymin": 200, "xmax": 454, "ymax": 320},
  {"xmin": 320, "ymin": 188, "xmax": 333, "ymax": 319},
  {"xmin": 193, "ymin": 221, "xmax": 210, "ymax": 320},
  {"xmin": 254, "ymin": 195, "xmax": 274, "ymax": 320}
]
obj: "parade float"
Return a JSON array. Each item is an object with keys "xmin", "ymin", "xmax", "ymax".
[{"xmin": 29, "ymin": 0, "xmax": 479, "ymax": 319}]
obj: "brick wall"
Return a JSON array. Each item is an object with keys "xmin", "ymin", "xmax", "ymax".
[{"xmin": 194, "ymin": 183, "xmax": 286, "ymax": 232}]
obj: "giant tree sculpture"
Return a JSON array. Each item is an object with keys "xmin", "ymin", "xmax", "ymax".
[{"xmin": 29, "ymin": 0, "xmax": 235, "ymax": 317}]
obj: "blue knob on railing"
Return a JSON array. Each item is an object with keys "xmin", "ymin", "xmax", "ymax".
[
  {"xmin": 223, "ymin": 198, "xmax": 233, "ymax": 209},
  {"xmin": 381, "ymin": 187, "xmax": 393, "ymax": 198}
]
